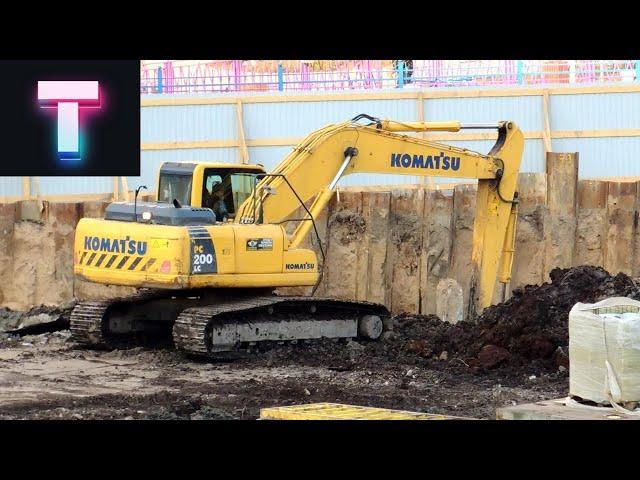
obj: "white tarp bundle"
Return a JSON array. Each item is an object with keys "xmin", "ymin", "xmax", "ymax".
[{"xmin": 569, "ymin": 297, "xmax": 640, "ymax": 406}]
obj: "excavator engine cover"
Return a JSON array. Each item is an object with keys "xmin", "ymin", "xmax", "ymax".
[{"xmin": 105, "ymin": 201, "xmax": 217, "ymax": 226}]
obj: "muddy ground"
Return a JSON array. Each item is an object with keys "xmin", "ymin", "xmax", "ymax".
[
  {"xmin": 0, "ymin": 329, "xmax": 567, "ymax": 420},
  {"xmin": 3, "ymin": 265, "xmax": 635, "ymax": 421}
]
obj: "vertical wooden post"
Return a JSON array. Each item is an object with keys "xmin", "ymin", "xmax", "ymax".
[
  {"xmin": 32, "ymin": 177, "xmax": 41, "ymax": 199},
  {"xmin": 22, "ymin": 177, "xmax": 30, "ymax": 200},
  {"xmin": 235, "ymin": 99, "xmax": 249, "ymax": 164},
  {"xmin": 112, "ymin": 177, "xmax": 120, "ymax": 201},
  {"xmin": 416, "ymin": 91, "xmax": 425, "ymax": 123},
  {"xmin": 544, "ymin": 152, "xmax": 579, "ymax": 278},
  {"xmin": 542, "ymin": 90, "xmax": 552, "ymax": 155},
  {"xmin": 121, "ymin": 177, "xmax": 130, "ymax": 202},
  {"xmin": 416, "ymin": 91, "xmax": 431, "ymax": 187}
]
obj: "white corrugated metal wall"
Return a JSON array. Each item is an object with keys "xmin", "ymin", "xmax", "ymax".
[{"xmin": 3, "ymin": 86, "xmax": 639, "ymax": 198}]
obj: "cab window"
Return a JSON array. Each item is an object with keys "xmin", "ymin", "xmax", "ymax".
[
  {"xmin": 158, "ymin": 174, "xmax": 192, "ymax": 206},
  {"xmin": 202, "ymin": 169, "xmax": 261, "ymax": 221}
]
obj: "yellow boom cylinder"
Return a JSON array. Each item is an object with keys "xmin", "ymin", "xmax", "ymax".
[{"xmin": 380, "ymin": 120, "xmax": 461, "ymax": 133}]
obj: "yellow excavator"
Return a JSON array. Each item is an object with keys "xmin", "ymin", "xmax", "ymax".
[{"xmin": 71, "ymin": 114, "xmax": 524, "ymax": 357}]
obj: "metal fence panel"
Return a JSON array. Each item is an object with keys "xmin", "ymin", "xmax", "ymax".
[
  {"xmin": 553, "ymin": 137, "xmax": 640, "ymax": 178},
  {"xmin": 424, "ymin": 96, "xmax": 543, "ymax": 132},
  {"xmin": 243, "ymin": 99, "xmax": 417, "ymax": 139},
  {"xmin": 550, "ymin": 92, "xmax": 640, "ymax": 130},
  {"xmin": 7, "ymin": 85, "xmax": 640, "ymax": 199},
  {"xmin": 38, "ymin": 177, "xmax": 113, "ymax": 195},
  {"xmin": 0, "ymin": 177, "xmax": 23, "ymax": 197},
  {"xmin": 141, "ymin": 104, "xmax": 237, "ymax": 143}
]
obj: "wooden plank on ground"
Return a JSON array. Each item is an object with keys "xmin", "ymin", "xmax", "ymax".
[{"xmin": 497, "ymin": 398, "xmax": 640, "ymax": 420}]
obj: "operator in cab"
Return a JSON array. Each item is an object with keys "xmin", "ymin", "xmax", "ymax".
[
  {"xmin": 211, "ymin": 189, "xmax": 229, "ymax": 222},
  {"xmin": 202, "ymin": 179, "xmax": 229, "ymax": 222}
]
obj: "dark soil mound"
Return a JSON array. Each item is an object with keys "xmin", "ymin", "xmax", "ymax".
[{"xmin": 391, "ymin": 265, "xmax": 640, "ymax": 373}]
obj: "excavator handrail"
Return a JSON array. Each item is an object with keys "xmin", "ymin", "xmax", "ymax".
[{"xmin": 249, "ymin": 172, "xmax": 326, "ymax": 295}]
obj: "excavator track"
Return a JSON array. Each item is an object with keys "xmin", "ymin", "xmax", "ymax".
[
  {"xmin": 69, "ymin": 301, "xmax": 111, "ymax": 346},
  {"xmin": 69, "ymin": 289, "xmax": 170, "ymax": 348},
  {"xmin": 70, "ymin": 288, "xmax": 389, "ymax": 356},
  {"xmin": 173, "ymin": 296, "xmax": 389, "ymax": 358}
]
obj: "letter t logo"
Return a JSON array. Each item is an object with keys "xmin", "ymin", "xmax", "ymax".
[{"xmin": 37, "ymin": 81, "xmax": 100, "ymax": 160}]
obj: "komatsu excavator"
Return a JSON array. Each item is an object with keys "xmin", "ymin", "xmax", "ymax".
[{"xmin": 70, "ymin": 114, "xmax": 524, "ymax": 357}]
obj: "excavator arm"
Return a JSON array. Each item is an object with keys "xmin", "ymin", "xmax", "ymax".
[{"xmin": 236, "ymin": 114, "xmax": 525, "ymax": 315}]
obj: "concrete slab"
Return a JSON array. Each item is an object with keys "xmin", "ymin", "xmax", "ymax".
[{"xmin": 497, "ymin": 397, "xmax": 640, "ymax": 420}]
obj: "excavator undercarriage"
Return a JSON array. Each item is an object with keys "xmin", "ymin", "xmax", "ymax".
[{"xmin": 70, "ymin": 289, "xmax": 388, "ymax": 357}]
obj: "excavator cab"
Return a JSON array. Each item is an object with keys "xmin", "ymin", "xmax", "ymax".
[{"xmin": 156, "ymin": 162, "xmax": 266, "ymax": 220}]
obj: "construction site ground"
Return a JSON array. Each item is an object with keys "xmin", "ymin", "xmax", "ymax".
[
  {"xmin": 0, "ymin": 332, "xmax": 567, "ymax": 420},
  {"xmin": 4, "ymin": 265, "xmax": 636, "ymax": 421}
]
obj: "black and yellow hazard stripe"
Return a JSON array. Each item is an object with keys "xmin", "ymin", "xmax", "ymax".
[{"xmin": 79, "ymin": 251, "xmax": 159, "ymax": 272}]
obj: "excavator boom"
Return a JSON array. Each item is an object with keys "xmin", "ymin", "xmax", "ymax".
[{"xmin": 237, "ymin": 114, "xmax": 524, "ymax": 314}]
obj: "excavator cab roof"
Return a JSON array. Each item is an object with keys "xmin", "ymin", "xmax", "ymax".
[{"xmin": 159, "ymin": 162, "xmax": 266, "ymax": 175}]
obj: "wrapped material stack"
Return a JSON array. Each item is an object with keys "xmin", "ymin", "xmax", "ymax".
[{"xmin": 569, "ymin": 297, "xmax": 640, "ymax": 406}]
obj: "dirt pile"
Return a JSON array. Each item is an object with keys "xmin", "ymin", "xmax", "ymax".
[{"xmin": 393, "ymin": 265, "xmax": 640, "ymax": 372}]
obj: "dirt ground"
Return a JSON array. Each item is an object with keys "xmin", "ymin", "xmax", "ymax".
[
  {"xmin": 6, "ymin": 265, "xmax": 632, "ymax": 420},
  {"xmin": 0, "ymin": 329, "xmax": 567, "ymax": 420}
]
